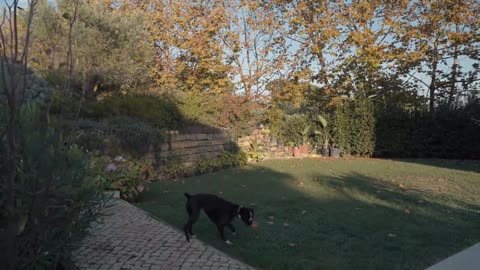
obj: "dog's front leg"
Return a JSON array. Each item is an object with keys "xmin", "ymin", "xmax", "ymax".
[{"xmin": 217, "ymin": 224, "xmax": 232, "ymax": 245}]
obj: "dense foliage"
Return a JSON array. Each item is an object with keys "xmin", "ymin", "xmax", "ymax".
[
  {"xmin": 0, "ymin": 105, "xmax": 105, "ymax": 269},
  {"xmin": 375, "ymin": 100, "xmax": 480, "ymax": 159},
  {"xmin": 332, "ymin": 99, "xmax": 375, "ymax": 156}
]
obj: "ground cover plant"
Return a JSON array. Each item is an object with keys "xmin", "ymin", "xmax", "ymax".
[{"xmin": 137, "ymin": 158, "xmax": 480, "ymax": 270}]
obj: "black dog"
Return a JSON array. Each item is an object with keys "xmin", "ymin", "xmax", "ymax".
[{"xmin": 183, "ymin": 193, "xmax": 255, "ymax": 244}]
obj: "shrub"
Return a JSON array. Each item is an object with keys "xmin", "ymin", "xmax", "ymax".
[
  {"xmin": 332, "ymin": 98, "xmax": 375, "ymax": 156},
  {"xmin": 374, "ymin": 100, "xmax": 480, "ymax": 159},
  {"xmin": 247, "ymin": 139, "xmax": 264, "ymax": 162},
  {"xmin": 98, "ymin": 159, "xmax": 155, "ymax": 202},
  {"xmin": 0, "ymin": 104, "xmax": 105, "ymax": 269},
  {"xmin": 62, "ymin": 116, "xmax": 164, "ymax": 158},
  {"xmin": 277, "ymin": 114, "xmax": 309, "ymax": 146},
  {"xmin": 50, "ymin": 92, "xmax": 186, "ymax": 130},
  {"xmin": 197, "ymin": 151, "xmax": 247, "ymax": 174},
  {"xmin": 158, "ymin": 157, "xmax": 189, "ymax": 180},
  {"xmin": 83, "ymin": 94, "xmax": 185, "ymax": 129}
]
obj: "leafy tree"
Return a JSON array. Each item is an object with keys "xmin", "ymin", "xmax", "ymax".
[{"xmin": 30, "ymin": 0, "xmax": 155, "ymax": 94}]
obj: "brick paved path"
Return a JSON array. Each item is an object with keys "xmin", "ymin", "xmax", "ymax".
[{"xmin": 73, "ymin": 199, "xmax": 255, "ymax": 270}]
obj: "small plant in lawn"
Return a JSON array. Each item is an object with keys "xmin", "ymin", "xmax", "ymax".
[
  {"xmin": 248, "ymin": 139, "xmax": 264, "ymax": 162},
  {"xmin": 314, "ymin": 114, "xmax": 330, "ymax": 157}
]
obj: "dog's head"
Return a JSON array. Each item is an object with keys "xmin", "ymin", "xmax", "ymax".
[{"xmin": 238, "ymin": 207, "xmax": 255, "ymax": 226}]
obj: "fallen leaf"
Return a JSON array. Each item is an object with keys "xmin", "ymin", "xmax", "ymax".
[
  {"xmin": 297, "ymin": 181, "xmax": 304, "ymax": 187},
  {"xmin": 388, "ymin": 233, "xmax": 396, "ymax": 238},
  {"xmin": 283, "ymin": 223, "xmax": 289, "ymax": 227},
  {"xmin": 218, "ymin": 191, "xmax": 223, "ymax": 194},
  {"xmin": 268, "ymin": 216, "xmax": 275, "ymax": 220},
  {"xmin": 399, "ymin": 184, "xmax": 404, "ymax": 188},
  {"xmin": 267, "ymin": 221, "xmax": 274, "ymax": 225},
  {"xmin": 288, "ymin": 243, "xmax": 297, "ymax": 247},
  {"xmin": 240, "ymin": 185, "xmax": 247, "ymax": 188},
  {"xmin": 404, "ymin": 209, "xmax": 411, "ymax": 214},
  {"xmin": 301, "ymin": 210, "xmax": 307, "ymax": 214}
]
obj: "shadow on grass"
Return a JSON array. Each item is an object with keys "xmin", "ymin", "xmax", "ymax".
[{"xmin": 137, "ymin": 163, "xmax": 480, "ymax": 270}]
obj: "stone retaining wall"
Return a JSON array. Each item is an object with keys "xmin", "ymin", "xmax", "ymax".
[
  {"xmin": 158, "ymin": 132, "xmax": 231, "ymax": 165},
  {"xmin": 237, "ymin": 129, "xmax": 292, "ymax": 158}
]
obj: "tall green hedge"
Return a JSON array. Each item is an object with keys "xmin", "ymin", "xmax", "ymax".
[
  {"xmin": 332, "ymin": 98, "xmax": 375, "ymax": 156},
  {"xmin": 374, "ymin": 101, "xmax": 480, "ymax": 159}
]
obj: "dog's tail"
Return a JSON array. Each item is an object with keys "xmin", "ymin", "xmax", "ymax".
[{"xmin": 184, "ymin": 193, "xmax": 191, "ymax": 199}]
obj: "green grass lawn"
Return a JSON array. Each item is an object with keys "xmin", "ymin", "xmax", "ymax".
[{"xmin": 136, "ymin": 158, "xmax": 480, "ymax": 270}]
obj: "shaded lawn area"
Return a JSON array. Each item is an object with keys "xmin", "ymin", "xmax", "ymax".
[{"xmin": 136, "ymin": 158, "xmax": 480, "ymax": 270}]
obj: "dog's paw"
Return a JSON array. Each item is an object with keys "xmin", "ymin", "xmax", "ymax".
[{"xmin": 225, "ymin": 240, "xmax": 233, "ymax": 245}]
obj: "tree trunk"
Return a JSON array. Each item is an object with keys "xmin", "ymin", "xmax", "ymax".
[
  {"xmin": 429, "ymin": 43, "xmax": 439, "ymax": 115},
  {"xmin": 75, "ymin": 74, "xmax": 97, "ymax": 119},
  {"xmin": 447, "ymin": 42, "xmax": 459, "ymax": 109},
  {"xmin": 65, "ymin": 0, "xmax": 80, "ymax": 95}
]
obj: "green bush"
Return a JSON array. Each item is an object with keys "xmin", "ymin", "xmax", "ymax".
[
  {"xmin": 197, "ymin": 151, "xmax": 247, "ymax": 174},
  {"xmin": 332, "ymin": 98, "xmax": 375, "ymax": 156},
  {"xmin": 374, "ymin": 100, "xmax": 480, "ymax": 159},
  {"xmin": 0, "ymin": 104, "xmax": 105, "ymax": 269},
  {"xmin": 247, "ymin": 139, "xmax": 264, "ymax": 162},
  {"xmin": 50, "ymin": 92, "xmax": 186, "ymax": 130},
  {"xmin": 158, "ymin": 157, "xmax": 189, "ymax": 180},
  {"xmin": 62, "ymin": 116, "xmax": 164, "ymax": 158},
  {"xmin": 93, "ymin": 157, "xmax": 155, "ymax": 202},
  {"xmin": 277, "ymin": 114, "xmax": 309, "ymax": 146},
  {"xmin": 83, "ymin": 94, "xmax": 185, "ymax": 129}
]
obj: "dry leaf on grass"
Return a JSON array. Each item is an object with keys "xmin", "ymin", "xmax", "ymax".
[
  {"xmin": 388, "ymin": 233, "xmax": 396, "ymax": 237},
  {"xmin": 288, "ymin": 243, "xmax": 297, "ymax": 247},
  {"xmin": 267, "ymin": 221, "xmax": 274, "ymax": 225}
]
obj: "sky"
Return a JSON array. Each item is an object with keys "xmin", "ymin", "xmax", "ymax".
[{"xmin": 0, "ymin": 0, "xmax": 55, "ymax": 8}]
